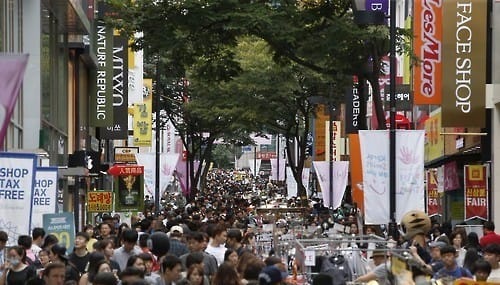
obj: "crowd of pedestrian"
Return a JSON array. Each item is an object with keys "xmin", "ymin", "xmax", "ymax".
[{"xmin": 0, "ymin": 168, "xmax": 498, "ymax": 285}]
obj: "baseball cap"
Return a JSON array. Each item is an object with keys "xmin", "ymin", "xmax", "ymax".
[
  {"xmin": 169, "ymin": 225, "xmax": 183, "ymax": 234},
  {"xmin": 259, "ymin": 265, "xmax": 285, "ymax": 285}
]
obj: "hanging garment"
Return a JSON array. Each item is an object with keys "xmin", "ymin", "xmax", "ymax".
[{"xmin": 319, "ymin": 255, "xmax": 353, "ymax": 285}]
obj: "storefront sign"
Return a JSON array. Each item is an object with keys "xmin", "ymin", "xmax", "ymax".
[
  {"xmin": 413, "ymin": 0, "xmax": 442, "ymax": 104},
  {"xmin": 100, "ymin": 34, "xmax": 128, "ymax": 139},
  {"xmin": 464, "ymin": 164, "xmax": 488, "ymax": 221},
  {"xmin": 384, "ymin": 84, "xmax": 412, "ymax": 111},
  {"xmin": 87, "ymin": 191, "xmax": 113, "ymax": 212},
  {"xmin": 345, "ymin": 84, "xmax": 361, "ymax": 134},
  {"xmin": 114, "ymin": 147, "xmax": 139, "ymax": 163},
  {"xmin": 442, "ymin": 0, "xmax": 487, "ymax": 127}
]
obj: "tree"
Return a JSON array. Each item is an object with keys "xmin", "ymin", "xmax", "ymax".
[{"xmin": 107, "ymin": 0, "xmax": 409, "ymax": 200}]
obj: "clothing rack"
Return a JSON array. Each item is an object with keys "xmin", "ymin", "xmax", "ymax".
[{"xmin": 293, "ymin": 235, "xmax": 410, "ymax": 285}]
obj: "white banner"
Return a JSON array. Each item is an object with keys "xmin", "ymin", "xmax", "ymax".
[
  {"xmin": 312, "ymin": 161, "xmax": 349, "ymax": 209},
  {"xmin": 0, "ymin": 153, "xmax": 36, "ymax": 245},
  {"xmin": 248, "ymin": 159, "xmax": 261, "ymax": 177},
  {"xmin": 286, "ymin": 167, "xmax": 310, "ymax": 198},
  {"xmin": 32, "ymin": 167, "xmax": 58, "ymax": 229},
  {"xmin": 359, "ymin": 130, "xmax": 425, "ymax": 224},
  {"xmin": 270, "ymin": 158, "xmax": 286, "ymax": 181},
  {"xmin": 135, "ymin": 153, "xmax": 179, "ymax": 199}
]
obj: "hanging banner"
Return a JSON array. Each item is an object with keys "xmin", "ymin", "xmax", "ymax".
[
  {"xmin": 43, "ymin": 212, "xmax": 75, "ymax": 252},
  {"xmin": 135, "ymin": 153, "xmax": 178, "ymax": 200},
  {"xmin": 0, "ymin": 54, "xmax": 29, "ymax": 146},
  {"xmin": 349, "ymin": 134, "xmax": 364, "ymax": 213},
  {"xmin": 32, "ymin": 167, "xmax": 58, "ymax": 229},
  {"xmin": 426, "ymin": 169, "xmax": 442, "ymax": 217},
  {"xmin": 133, "ymin": 78, "xmax": 153, "ymax": 146},
  {"xmin": 464, "ymin": 165, "xmax": 488, "ymax": 221},
  {"xmin": 164, "ymin": 119, "xmax": 177, "ymax": 154},
  {"xmin": 0, "ymin": 152, "xmax": 36, "ymax": 245},
  {"xmin": 175, "ymin": 157, "xmax": 200, "ymax": 197},
  {"xmin": 248, "ymin": 159, "xmax": 262, "ymax": 177},
  {"xmin": 325, "ymin": 121, "xmax": 342, "ymax": 162},
  {"xmin": 424, "ymin": 108, "xmax": 444, "ymax": 162},
  {"xmin": 442, "ymin": 0, "xmax": 487, "ymax": 127},
  {"xmin": 87, "ymin": 191, "xmax": 113, "ymax": 212},
  {"xmin": 413, "ymin": 0, "xmax": 442, "ymax": 104},
  {"xmin": 270, "ymin": 158, "xmax": 286, "ymax": 181},
  {"xmin": 288, "ymin": 167, "xmax": 313, "ymax": 199},
  {"xmin": 444, "ymin": 161, "xmax": 461, "ymax": 191},
  {"xmin": 312, "ymin": 161, "xmax": 349, "ymax": 209},
  {"xmin": 359, "ymin": 130, "xmax": 425, "ymax": 224}
]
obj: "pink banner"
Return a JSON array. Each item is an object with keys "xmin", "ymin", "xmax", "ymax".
[
  {"xmin": 444, "ymin": 161, "xmax": 460, "ymax": 191},
  {"xmin": 175, "ymin": 156, "xmax": 199, "ymax": 197},
  {"xmin": 0, "ymin": 54, "xmax": 29, "ymax": 146}
]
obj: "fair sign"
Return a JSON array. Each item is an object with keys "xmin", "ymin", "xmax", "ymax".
[{"xmin": 0, "ymin": 152, "xmax": 36, "ymax": 245}]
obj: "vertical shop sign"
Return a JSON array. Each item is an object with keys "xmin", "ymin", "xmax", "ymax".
[
  {"xmin": 442, "ymin": 0, "xmax": 487, "ymax": 127},
  {"xmin": 100, "ymin": 34, "xmax": 128, "ymax": 139},
  {"xmin": 90, "ymin": 17, "xmax": 114, "ymax": 127},
  {"xmin": 413, "ymin": 0, "xmax": 443, "ymax": 104},
  {"xmin": 464, "ymin": 164, "xmax": 488, "ymax": 221}
]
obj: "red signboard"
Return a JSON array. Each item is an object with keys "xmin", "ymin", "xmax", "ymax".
[
  {"xmin": 464, "ymin": 165, "xmax": 488, "ymax": 221},
  {"xmin": 426, "ymin": 169, "xmax": 441, "ymax": 217},
  {"xmin": 108, "ymin": 164, "xmax": 144, "ymax": 176},
  {"xmin": 258, "ymin": 152, "xmax": 277, "ymax": 160}
]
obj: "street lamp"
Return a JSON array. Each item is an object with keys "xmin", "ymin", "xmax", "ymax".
[{"xmin": 352, "ymin": 0, "xmax": 398, "ymax": 239}]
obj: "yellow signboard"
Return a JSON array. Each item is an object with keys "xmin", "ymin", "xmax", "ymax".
[
  {"xmin": 87, "ymin": 191, "xmax": 113, "ymax": 212},
  {"xmin": 425, "ymin": 108, "xmax": 444, "ymax": 162},
  {"xmin": 133, "ymin": 79, "xmax": 153, "ymax": 146}
]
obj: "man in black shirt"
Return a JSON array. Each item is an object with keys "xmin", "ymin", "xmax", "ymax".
[{"xmin": 68, "ymin": 232, "xmax": 90, "ymax": 275}]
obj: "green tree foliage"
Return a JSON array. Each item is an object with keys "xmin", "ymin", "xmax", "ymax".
[{"xmin": 107, "ymin": 0, "xmax": 407, "ymax": 200}]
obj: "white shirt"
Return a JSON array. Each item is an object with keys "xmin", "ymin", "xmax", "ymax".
[
  {"xmin": 205, "ymin": 243, "xmax": 226, "ymax": 266},
  {"xmin": 488, "ymin": 267, "xmax": 500, "ymax": 282}
]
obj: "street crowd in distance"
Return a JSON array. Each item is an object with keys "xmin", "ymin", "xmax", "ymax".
[{"xmin": 1, "ymin": 168, "xmax": 500, "ymax": 285}]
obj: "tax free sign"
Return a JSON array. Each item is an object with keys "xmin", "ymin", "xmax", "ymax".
[{"xmin": 0, "ymin": 153, "xmax": 37, "ymax": 245}]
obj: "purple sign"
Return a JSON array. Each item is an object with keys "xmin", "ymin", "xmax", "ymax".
[{"xmin": 365, "ymin": 0, "xmax": 388, "ymax": 15}]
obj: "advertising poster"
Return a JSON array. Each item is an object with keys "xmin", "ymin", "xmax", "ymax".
[
  {"xmin": 426, "ymin": 169, "xmax": 442, "ymax": 217},
  {"xmin": 43, "ymin": 212, "xmax": 75, "ymax": 252},
  {"xmin": 32, "ymin": 167, "xmax": 58, "ymax": 229},
  {"xmin": 464, "ymin": 165, "xmax": 488, "ymax": 221},
  {"xmin": 0, "ymin": 152, "xmax": 36, "ymax": 245},
  {"xmin": 112, "ymin": 165, "xmax": 144, "ymax": 212}
]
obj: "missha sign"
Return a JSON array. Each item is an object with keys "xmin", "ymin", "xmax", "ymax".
[{"xmin": 442, "ymin": 0, "xmax": 487, "ymax": 127}]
